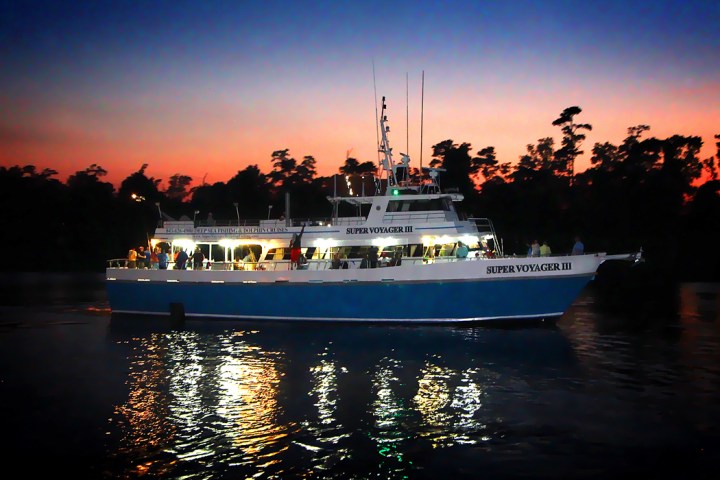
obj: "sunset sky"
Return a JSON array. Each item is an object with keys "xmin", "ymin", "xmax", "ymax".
[{"xmin": 1, "ymin": 0, "xmax": 718, "ymax": 188}]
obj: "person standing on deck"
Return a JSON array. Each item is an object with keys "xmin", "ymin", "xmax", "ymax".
[
  {"xmin": 192, "ymin": 248, "xmax": 205, "ymax": 270},
  {"xmin": 144, "ymin": 246, "xmax": 152, "ymax": 269},
  {"xmin": 331, "ymin": 252, "xmax": 342, "ymax": 269},
  {"xmin": 175, "ymin": 249, "xmax": 189, "ymax": 270},
  {"xmin": 572, "ymin": 236, "xmax": 585, "ymax": 255},
  {"xmin": 158, "ymin": 249, "xmax": 169, "ymax": 270},
  {"xmin": 290, "ymin": 225, "xmax": 305, "ymax": 270},
  {"xmin": 136, "ymin": 246, "xmax": 146, "ymax": 269},
  {"xmin": 150, "ymin": 247, "xmax": 159, "ymax": 269},
  {"xmin": 127, "ymin": 248, "xmax": 137, "ymax": 268},
  {"xmin": 530, "ymin": 240, "xmax": 541, "ymax": 257},
  {"xmin": 456, "ymin": 242, "xmax": 469, "ymax": 259},
  {"xmin": 540, "ymin": 241, "xmax": 552, "ymax": 256},
  {"xmin": 368, "ymin": 246, "xmax": 379, "ymax": 268}
]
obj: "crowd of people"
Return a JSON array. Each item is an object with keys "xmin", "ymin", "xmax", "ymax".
[
  {"xmin": 125, "ymin": 245, "xmax": 205, "ymax": 270},
  {"xmin": 525, "ymin": 236, "xmax": 584, "ymax": 257},
  {"xmin": 126, "ymin": 245, "xmax": 169, "ymax": 269},
  {"xmin": 124, "ymin": 235, "xmax": 588, "ymax": 272}
]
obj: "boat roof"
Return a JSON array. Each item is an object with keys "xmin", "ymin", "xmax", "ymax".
[{"xmin": 327, "ymin": 191, "xmax": 464, "ymax": 206}]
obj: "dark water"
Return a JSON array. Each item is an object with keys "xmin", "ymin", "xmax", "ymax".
[{"xmin": 0, "ymin": 273, "xmax": 718, "ymax": 479}]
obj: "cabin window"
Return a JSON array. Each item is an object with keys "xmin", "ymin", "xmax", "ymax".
[
  {"xmin": 210, "ymin": 245, "xmax": 224, "ymax": 262},
  {"xmin": 387, "ymin": 198, "xmax": 452, "ymax": 212},
  {"xmin": 436, "ymin": 243, "xmax": 456, "ymax": 257},
  {"xmin": 266, "ymin": 248, "xmax": 290, "ymax": 260}
]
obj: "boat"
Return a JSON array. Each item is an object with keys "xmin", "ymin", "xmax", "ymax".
[{"xmin": 106, "ymin": 97, "xmax": 640, "ymax": 323}]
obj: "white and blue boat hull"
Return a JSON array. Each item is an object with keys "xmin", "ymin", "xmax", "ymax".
[{"xmin": 106, "ymin": 254, "xmax": 625, "ymax": 323}]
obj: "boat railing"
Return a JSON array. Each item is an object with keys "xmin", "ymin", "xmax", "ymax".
[
  {"xmin": 262, "ymin": 217, "xmax": 367, "ymax": 227},
  {"xmin": 107, "ymin": 254, "xmax": 496, "ymax": 272},
  {"xmin": 468, "ymin": 217, "xmax": 503, "ymax": 257},
  {"xmin": 166, "ymin": 217, "xmax": 368, "ymax": 229},
  {"xmin": 330, "ymin": 217, "xmax": 366, "ymax": 226},
  {"xmin": 107, "ymin": 258, "xmax": 130, "ymax": 268}
]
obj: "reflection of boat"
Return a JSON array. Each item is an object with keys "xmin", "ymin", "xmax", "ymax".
[
  {"xmin": 106, "ymin": 320, "xmax": 578, "ymax": 477},
  {"xmin": 106, "ymin": 98, "xmax": 639, "ymax": 323}
]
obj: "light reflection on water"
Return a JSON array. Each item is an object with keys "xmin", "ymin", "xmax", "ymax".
[
  {"xmin": 1, "ymin": 276, "xmax": 719, "ymax": 478},
  {"xmin": 103, "ymin": 296, "xmax": 720, "ymax": 480},
  {"xmin": 110, "ymin": 324, "xmax": 568, "ymax": 478}
]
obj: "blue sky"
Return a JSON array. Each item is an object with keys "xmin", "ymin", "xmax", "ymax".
[{"xmin": 1, "ymin": 0, "xmax": 718, "ymax": 186}]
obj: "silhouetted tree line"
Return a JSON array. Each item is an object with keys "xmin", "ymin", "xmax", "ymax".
[{"xmin": 1, "ymin": 107, "xmax": 718, "ymax": 280}]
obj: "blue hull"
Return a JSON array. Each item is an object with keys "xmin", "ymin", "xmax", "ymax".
[{"xmin": 106, "ymin": 274, "xmax": 593, "ymax": 323}]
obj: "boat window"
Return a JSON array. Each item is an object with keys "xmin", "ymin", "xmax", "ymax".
[
  {"xmin": 436, "ymin": 243, "xmax": 456, "ymax": 257},
  {"xmin": 306, "ymin": 247, "xmax": 332, "ymax": 260},
  {"xmin": 210, "ymin": 244, "xmax": 224, "ymax": 262},
  {"xmin": 232, "ymin": 245, "xmax": 262, "ymax": 262},
  {"xmin": 335, "ymin": 247, "xmax": 351, "ymax": 259},
  {"xmin": 387, "ymin": 198, "xmax": 451, "ymax": 212},
  {"xmin": 408, "ymin": 243, "xmax": 423, "ymax": 257},
  {"xmin": 266, "ymin": 248, "xmax": 289, "ymax": 260}
]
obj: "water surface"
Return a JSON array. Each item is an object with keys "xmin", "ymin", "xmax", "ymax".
[{"xmin": 0, "ymin": 273, "xmax": 718, "ymax": 479}]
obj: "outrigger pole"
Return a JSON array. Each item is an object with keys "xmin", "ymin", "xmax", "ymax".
[
  {"xmin": 372, "ymin": 59, "xmax": 383, "ymax": 196},
  {"xmin": 420, "ymin": 70, "xmax": 424, "ymax": 172}
]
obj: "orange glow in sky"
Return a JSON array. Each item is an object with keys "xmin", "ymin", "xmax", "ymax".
[{"xmin": 1, "ymin": 1, "xmax": 718, "ymax": 188}]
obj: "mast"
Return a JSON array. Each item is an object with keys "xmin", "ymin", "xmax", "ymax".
[
  {"xmin": 379, "ymin": 96, "xmax": 397, "ymax": 190},
  {"xmin": 403, "ymin": 72, "xmax": 410, "ymax": 187},
  {"xmin": 372, "ymin": 60, "xmax": 381, "ymax": 169},
  {"xmin": 420, "ymin": 70, "xmax": 425, "ymax": 172}
]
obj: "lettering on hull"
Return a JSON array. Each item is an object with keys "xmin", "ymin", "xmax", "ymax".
[
  {"xmin": 346, "ymin": 226, "xmax": 413, "ymax": 234},
  {"xmin": 486, "ymin": 262, "xmax": 572, "ymax": 274}
]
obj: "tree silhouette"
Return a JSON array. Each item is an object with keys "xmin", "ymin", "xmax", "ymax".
[
  {"xmin": 226, "ymin": 165, "xmax": 271, "ymax": 219},
  {"xmin": 475, "ymin": 146, "xmax": 508, "ymax": 187},
  {"xmin": 65, "ymin": 165, "xmax": 120, "ymax": 268},
  {"xmin": 0, "ymin": 165, "xmax": 67, "ymax": 270},
  {"xmin": 0, "ymin": 109, "xmax": 717, "ymax": 280},
  {"xmin": 430, "ymin": 140, "xmax": 482, "ymax": 200},
  {"xmin": 165, "ymin": 174, "xmax": 193, "ymax": 202},
  {"xmin": 266, "ymin": 150, "xmax": 322, "ymax": 218},
  {"xmin": 552, "ymin": 106, "xmax": 592, "ymax": 183},
  {"xmin": 191, "ymin": 181, "xmax": 231, "ymax": 222},
  {"xmin": 118, "ymin": 164, "xmax": 161, "ymax": 203},
  {"xmin": 339, "ymin": 157, "xmax": 377, "ymax": 197},
  {"xmin": 701, "ymin": 134, "xmax": 720, "ymax": 181},
  {"xmin": 508, "ymin": 137, "xmax": 566, "ymax": 194},
  {"xmin": 268, "ymin": 149, "xmax": 297, "ymax": 191},
  {"xmin": 339, "ymin": 157, "xmax": 376, "ymax": 176}
]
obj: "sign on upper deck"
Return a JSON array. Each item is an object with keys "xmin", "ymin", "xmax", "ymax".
[
  {"xmin": 163, "ymin": 226, "xmax": 290, "ymax": 235},
  {"xmin": 346, "ymin": 226, "xmax": 414, "ymax": 234}
]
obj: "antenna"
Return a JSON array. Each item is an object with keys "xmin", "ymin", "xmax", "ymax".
[
  {"xmin": 372, "ymin": 59, "xmax": 380, "ymax": 166},
  {"xmin": 406, "ymin": 72, "xmax": 409, "ymax": 157},
  {"xmin": 420, "ymin": 71, "xmax": 425, "ymax": 172}
]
